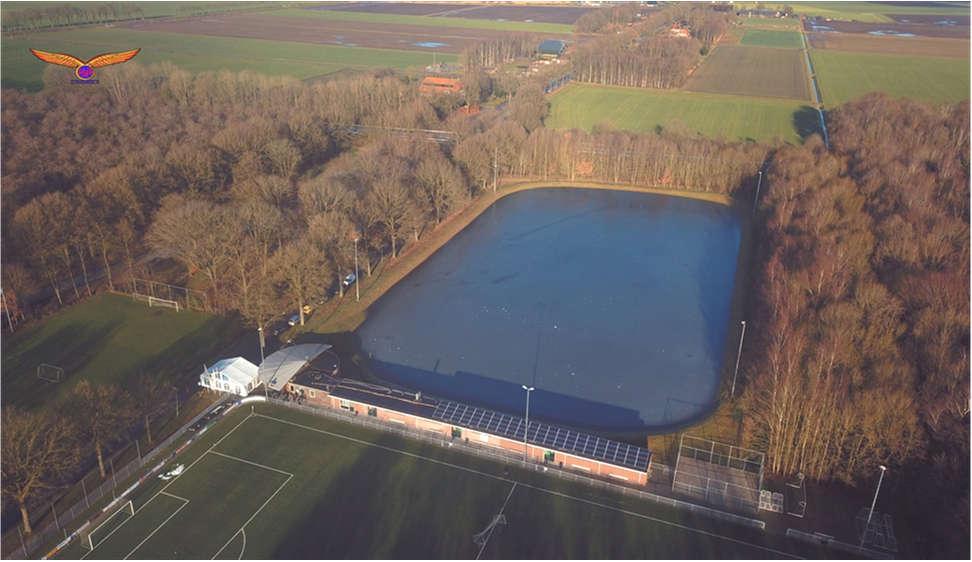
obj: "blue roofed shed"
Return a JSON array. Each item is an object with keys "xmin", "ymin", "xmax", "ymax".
[{"xmin": 538, "ymin": 39, "xmax": 567, "ymax": 58}]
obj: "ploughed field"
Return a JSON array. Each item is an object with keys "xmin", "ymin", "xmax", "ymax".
[
  {"xmin": 807, "ymin": 32, "xmax": 970, "ymax": 57},
  {"xmin": 684, "ymin": 45, "xmax": 811, "ymax": 101},
  {"xmin": 357, "ymin": 189, "xmax": 743, "ymax": 431},
  {"xmin": 123, "ymin": 12, "xmax": 562, "ymax": 53},
  {"xmin": 309, "ymin": 1, "xmax": 594, "ymax": 24}
]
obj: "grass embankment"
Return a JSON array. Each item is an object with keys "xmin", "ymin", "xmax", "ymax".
[
  {"xmin": 0, "ymin": 292, "xmax": 245, "ymax": 410},
  {"xmin": 811, "ymin": 50, "xmax": 970, "ymax": 105},
  {"xmin": 546, "ymin": 83, "xmax": 812, "ymax": 143},
  {"xmin": 57, "ymin": 403, "xmax": 812, "ymax": 559},
  {"xmin": 1, "ymin": 27, "xmax": 456, "ymax": 90},
  {"xmin": 270, "ymin": 6, "xmax": 575, "ymax": 34}
]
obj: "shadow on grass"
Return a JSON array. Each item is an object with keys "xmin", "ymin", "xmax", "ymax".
[{"xmin": 793, "ymin": 105, "xmax": 823, "ymax": 141}]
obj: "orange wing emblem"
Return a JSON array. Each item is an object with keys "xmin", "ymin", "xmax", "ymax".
[{"xmin": 30, "ymin": 48, "xmax": 140, "ymax": 80}]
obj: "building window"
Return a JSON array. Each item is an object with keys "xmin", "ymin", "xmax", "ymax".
[
  {"xmin": 479, "ymin": 433, "xmax": 489, "ymax": 443},
  {"xmin": 368, "ymin": 407, "xmax": 378, "ymax": 417},
  {"xmin": 451, "ymin": 427, "xmax": 462, "ymax": 439},
  {"xmin": 544, "ymin": 451, "xmax": 555, "ymax": 462},
  {"xmin": 339, "ymin": 399, "xmax": 351, "ymax": 410},
  {"xmin": 309, "ymin": 390, "xmax": 316, "ymax": 398}
]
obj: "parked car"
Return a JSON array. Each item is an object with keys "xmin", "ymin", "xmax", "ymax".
[
  {"xmin": 343, "ymin": 273, "xmax": 357, "ymax": 287},
  {"xmin": 287, "ymin": 313, "xmax": 300, "ymax": 326}
]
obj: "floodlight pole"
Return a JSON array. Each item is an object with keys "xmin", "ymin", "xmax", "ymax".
[
  {"xmin": 753, "ymin": 170, "xmax": 763, "ymax": 215},
  {"xmin": 522, "ymin": 385, "xmax": 535, "ymax": 463},
  {"xmin": 1, "ymin": 288, "xmax": 14, "ymax": 331},
  {"xmin": 861, "ymin": 465, "xmax": 887, "ymax": 548},
  {"xmin": 354, "ymin": 237, "xmax": 360, "ymax": 302},
  {"xmin": 730, "ymin": 320, "xmax": 746, "ymax": 398},
  {"xmin": 258, "ymin": 326, "xmax": 265, "ymax": 364}
]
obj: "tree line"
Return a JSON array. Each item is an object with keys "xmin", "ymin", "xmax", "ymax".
[
  {"xmin": 2, "ymin": 375, "xmax": 177, "ymax": 534},
  {"xmin": 571, "ymin": 4, "xmax": 731, "ymax": 89},
  {"xmin": 740, "ymin": 94, "xmax": 969, "ymax": 556}
]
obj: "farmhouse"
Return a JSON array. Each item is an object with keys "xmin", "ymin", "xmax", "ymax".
[
  {"xmin": 538, "ymin": 39, "xmax": 567, "ymax": 59},
  {"xmin": 199, "ymin": 357, "xmax": 259, "ymax": 397},
  {"xmin": 419, "ymin": 76, "xmax": 462, "ymax": 95},
  {"xmin": 283, "ymin": 371, "xmax": 652, "ymax": 485},
  {"xmin": 669, "ymin": 23, "xmax": 691, "ymax": 38}
]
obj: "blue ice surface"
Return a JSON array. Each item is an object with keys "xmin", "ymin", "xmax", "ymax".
[
  {"xmin": 357, "ymin": 188, "xmax": 743, "ymax": 432},
  {"xmin": 414, "ymin": 41, "xmax": 448, "ymax": 48}
]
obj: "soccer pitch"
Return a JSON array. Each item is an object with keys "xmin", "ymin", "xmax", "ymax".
[{"xmin": 60, "ymin": 403, "xmax": 816, "ymax": 559}]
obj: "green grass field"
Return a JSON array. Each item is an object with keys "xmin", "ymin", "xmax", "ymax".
[
  {"xmin": 547, "ymin": 84, "xmax": 814, "ymax": 144},
  {"xmin": 270, "ymin": 6, "xmax": 574, "ymax": 34},
  {"xmin": 735, "ymin": 1, "xmax": 970, "ymax": 23},
  {"xmin": 740, "ymin": 29, "xmax": 803, "ymax": 49},
  {"xmin": 57, "ymin": 403, "xmax": 816, "ymax": 559},
  {"xmin": 1, "ymin": 27, "xmax": 455, "ymax": 90},
  {"xmin": 812, "ymin": 50, "xmax": 970, "ymax": 105},
  {"xmin": 0, "ymin": 293, "xmax": 246, "ymax": 410},
  {"xmin": 739, "ymin": 17, "xmax": 803, "ymax": 30}
]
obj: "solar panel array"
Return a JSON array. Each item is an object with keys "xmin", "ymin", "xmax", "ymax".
[{"xmin": 432, "ymin": 401, "xmax": 650, "ymax": 472}]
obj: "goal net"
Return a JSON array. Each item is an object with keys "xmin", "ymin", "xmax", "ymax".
[
  {"xmin": 36, "ymin": 363, "xmax": 64, "ymax": 383},
  {"xmin": 81, "ymin": 500, "xmax": 134, "ymax": 551}
]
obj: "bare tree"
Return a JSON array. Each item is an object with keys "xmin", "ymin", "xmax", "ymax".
[
  {"xmin": 71, "ymin": 381, "xmax": 136, "ymax": 479},
  {"xmin": 127, "ymin": 374, "xmax": 176, "ymax": 445},
  {"xmin": 271, "ymin": 238, "xmax": 330, "ymax": 326},
  {"xmin": 1, "ymin": 408, "xmax": 78, "ymax": 534}
]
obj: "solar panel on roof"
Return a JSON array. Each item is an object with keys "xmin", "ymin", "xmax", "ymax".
[{"xmin": 431, "ymin": 400, "xmax": 650, "ymax": 472}]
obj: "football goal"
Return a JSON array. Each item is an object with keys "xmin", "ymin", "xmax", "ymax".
[
  {"xmin": 81, "ymin": 500, "xmax": 135, "ymax": 552},
  {"xmin": 36, "ymin": 363, "xmax": 64, "ymax": 383},
  {"xmin": 148, "ymin": 296, "xmax": 180, "ymax": 311}
]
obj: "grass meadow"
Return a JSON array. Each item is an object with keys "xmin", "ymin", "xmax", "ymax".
[
  {"xmin": 0, "ymin": 293, "xmax": 246, "ymax": 410},
  {"xmin": 271, "ymin": 6, "xmax": 575, "ymax": 34},
  {"xmin": 685, "ymin": 45, "xmax": 810, "ymax": 101},
  {"xmin": 547, "ymin": 83, "xmax": 814, "ymax": 144},
  {"xmin": 57, "ymin": 403, "xmax": 818, "ymax": 559},
  {"xmin": 1, "ymin": 27, "xmax": 455, "ymax": 90},
  {"xmin": 735, "ymin": 1, "xmax": 969, "ymax": 23},
  {"xmin": 739, "ymin": 17, "xmax": 802, "ymax": 30},
  {"xmin": 740, "ymin": 29, "xmax": 803, "ymax": 49},
  {"xmin": 812, "ymin": 50, "xmax": 971, "ymax": 105}
]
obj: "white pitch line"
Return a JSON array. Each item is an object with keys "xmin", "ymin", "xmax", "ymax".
[
  {"xmin": 476, "ymin": 482, "xmax": 517, "ymax": 560},
  {"xmin": 159, "ymin": 491, "xmax": 190, "ymax": 503},
  {"xmin": 80, "ymin": 503, "xmax": 136, "ymax": 560},
  {"xmin": 238, "ymin": 529, "xmax": 246, "ymax": 560},
  {"xmin": 210, "ymin": 453, "xmax": 293, "ymax": 560},
  {"xmin": 209, "ymin": 450, "xmax": 294, "ymax": 477},
  {"xmin": 254, "ymin": 413, "xmax": 800, "ymax": 560},
  {"xmin": 123, "ymin": 497, "xmax": 189, "ymax": 560}
]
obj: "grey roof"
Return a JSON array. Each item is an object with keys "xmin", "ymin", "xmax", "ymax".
[
  {"xmin": 538, "ymin": 39, "xmax": 567, "ymax": 55},
  {"xmin": 259, "ymin": 343, "xmax": 332, "ymax": 391}
]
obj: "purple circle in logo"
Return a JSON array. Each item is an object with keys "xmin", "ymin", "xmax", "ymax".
[{"xmin": 77, "ymin": 65, "xmax": 94, "ymax": 80}]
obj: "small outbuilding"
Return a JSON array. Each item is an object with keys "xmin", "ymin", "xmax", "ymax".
[
  {"xmin": 537, "ymin": 39, "xmax": 567, "ymax": 59},
  {"xmin": 419, "ymin": 76, "xmax": 463, "ymax": 95},
  {"xmin": 199, "ymin": 357, "xmax": 260, "ymax": 397}
]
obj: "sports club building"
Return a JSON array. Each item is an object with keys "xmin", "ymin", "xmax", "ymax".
[{"xmin": 282, "ymin": 367, "xmax": 652, "ymax": 485}]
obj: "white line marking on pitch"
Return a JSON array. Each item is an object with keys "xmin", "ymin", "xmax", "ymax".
[
  {"xmin": 210, "ymin": 453, "xmax": 293, "ymax": 559},
  {"xmin": 159, "ymin": 491, "xmax": 190, "ymax": 503},
  {"xmin": 254, "ymin": 413, "xmax": 800, "ymax": 560},
  {"xmin": 476, "ymin": 482, "xmax": 517, "ymax": 560},
  {"xmin": 124, "ymin": 496, "xmax": 189, "ymax": 560},
  {"xmin": 80, "ymin": 503, "xmax": 136, "ymax": 560}
]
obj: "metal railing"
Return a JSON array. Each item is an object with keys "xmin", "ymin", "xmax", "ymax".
[{"xmin": 266, "ymin": 398, "xmax": 765, "ymax": 531}]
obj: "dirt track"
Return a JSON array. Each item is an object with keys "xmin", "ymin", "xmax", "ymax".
[{"xmin": 125, "ymin": 13, "xmax": 571, "ymax": 54}]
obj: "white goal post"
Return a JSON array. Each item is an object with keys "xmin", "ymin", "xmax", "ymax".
[
  {"xmin": 81, "ymin": 500, "xmax": 135, "ymax": 551},
  {"xmin": 147, "ymin": 296, "xmax": 180, "ymax": 311},
  {"xmin": 36, "ymin": 363, "xmax": 64, "ymax": 383}
]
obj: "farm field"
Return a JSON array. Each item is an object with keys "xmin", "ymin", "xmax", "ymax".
[
  {"xmin": 124, "ymin": 11, "xmax": 544, "ymax": 54},
  {"xmin": 740, "ymin": 29, "xmax": 803, "ymax": 49},
  {"xmin": 812, "ymin": 50, "xmax": 971, "ymax": 105},
  {"xmin": 808, "ymin": 32, "xmax": 970, "ymax": 57},
  {"xmin": 547, "ymin": 83, "xmax": 814, "ymax": 144},
  {"xmin": 276, "ymin": 6, "xmax": 575, "ymax": 34},
  {"xmin": 1, "ymin": 27, "xmax": 455, "ymax": 90},
  {"xmin": 737, "ymin": 1, "xmax": 970, "ymax": 23},
  {"xmin": 57, "ymin": 403, "xmax": 817, "ymax": 559},
  {"xmin": 0, "ymin": 293, "xmax": 247, "ymax": 411},
  {"xmin": 803, "ymin": 17, "xmax": 969, "ymax": 39},
  {"xmin": 739, "ymin": 17, "xmax": 802, "ymax": 30},
  {"xmin": 312, "ymin": 1, "xmax": 593, "ymax": 24},
  {"xmin": 684, "ymin": 45, "xmax": 810, "ymax": 100}
]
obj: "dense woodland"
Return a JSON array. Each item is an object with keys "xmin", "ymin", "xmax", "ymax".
[
  {"xmin": 1, "ymin": 12, "xmax": 969, "ymax": 555},
  {"xmin": 742, "ymin": 95, "xmax": 969, "ymax": 555},
  {"xmin": 573, "ymin": 4, "xmax": 731, "ymax": 89}
]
